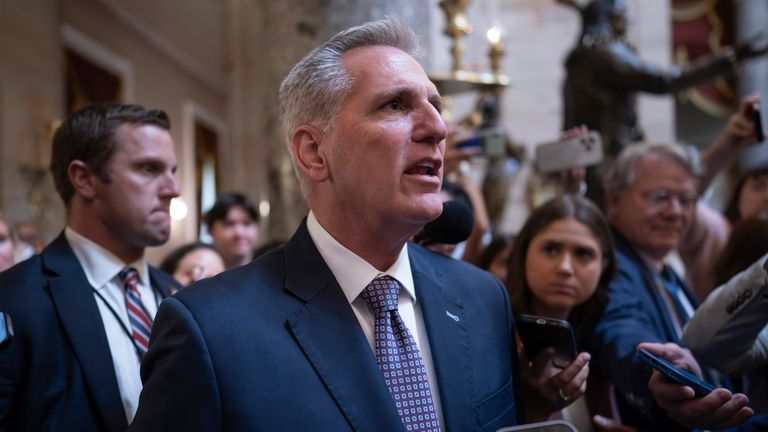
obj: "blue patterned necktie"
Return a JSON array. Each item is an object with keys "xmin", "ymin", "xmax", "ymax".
[
  {"xmin": 361, "ymin": 276, "xmax": 440, "ymax": 432},
  {"xmin": 118, "ymin": 267, "xmax": 153, "ymax": 357},
  {"xmin": 660, "ymin": 265, "xmax": 691, "ymax": 325}
]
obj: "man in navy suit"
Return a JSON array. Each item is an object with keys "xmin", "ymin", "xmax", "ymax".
[
  {"xmin": 130, "ymin": 18, "xmax": 520, "ymax": 431},
  {"xmin": 0, "ymin": 103, "xmax": 181, "ymax": 431},
  {"xmin": 592, "ymin": 142, "xmax": 753, "ymax": 430}
]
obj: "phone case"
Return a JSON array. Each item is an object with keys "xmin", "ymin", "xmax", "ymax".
[
  {"xmin": 637, "ymin": 349, "xmax": 715, "ymax": 397},
  {"xmin": 752, "ymin": 106, "xmax": 764, "ymax": 143},
  {"xmin": 535, "ymin": 131, "xmax": 604, "ymax": 173},
  {"xmin": 515, "ymin": 314, "xmax": 577, "ymax": 362}
]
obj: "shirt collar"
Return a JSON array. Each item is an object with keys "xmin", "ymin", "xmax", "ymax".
[
  {"xmin": 306, "ymin": 211, "xmax": 416, "ymax": 305},
  {"xmin": 65, "ymin": 227, "xmax": 150, "ymax": 290}
]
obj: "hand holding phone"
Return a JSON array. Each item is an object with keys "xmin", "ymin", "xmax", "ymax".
[{"xmin": 637, "ymin": 348, "xmax": 714, "ymax": 397}]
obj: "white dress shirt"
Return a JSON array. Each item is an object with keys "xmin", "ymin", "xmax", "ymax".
[
  {"xmin": 65, "ymin": 227, "xmax": 160, "ymax": 423},
  {"xmin": 306, "ymin": 212, "xmax": 444, "ymax": 429}
]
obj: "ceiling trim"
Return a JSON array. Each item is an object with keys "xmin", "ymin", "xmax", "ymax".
[{"xmin": 97, "ymin": 0, "xmax": 226, "ymax": 96}]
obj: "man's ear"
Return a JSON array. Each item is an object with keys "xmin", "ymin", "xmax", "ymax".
[
  {"xmin": 290, "ymin": 125, "xmax": 329, "ymax": 182},
  {"xmin": 68, "ymin": 160, "xmax": 97, "ymax": 200}
]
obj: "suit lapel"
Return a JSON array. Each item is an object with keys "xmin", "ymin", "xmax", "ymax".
[
  {"xmin": 148, "ymin": 266, "xmax": 178, "ymax": 298},
  {"xmin": 43, "ymin": 234, "xmax": 127, "ymax": 432},
  {"xmin": 613, "ymin": 230, "xmax": 682, "ymax": 342},
  {"xmin": 410, "ymin": 247, "xmax": 474, "ymax": 431},
  {"xmin": 284, "ymin": 222, "xmax": 403, "ymax": 432}
]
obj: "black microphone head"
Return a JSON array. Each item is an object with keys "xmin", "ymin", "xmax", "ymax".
[{"xmin": 420, "ymin": 200, "xmax": 474, "ymax": 245}]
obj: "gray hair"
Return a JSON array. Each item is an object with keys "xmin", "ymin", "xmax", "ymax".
[
  {"xmin": 278, "ymin": 17, "xmax": 421, "ymax": 142},
  {"xmin": 604, "ymin": 142, "xmax": 701, "ymax": 195}
]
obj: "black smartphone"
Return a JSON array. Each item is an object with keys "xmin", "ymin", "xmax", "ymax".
[
  {"xmin": 636, "ymin": 349, "xmax": 715, "ymax": 397},
  {"xmin": 0, "ymin": 312, "xmax": 12, "ymax": 349},
  {"xmin": 751, "ymin": 104, "xmax": 765, "ymax": 143},
  {"xmin": 515, "ymin": 314, "xmax": 577, "ymax": 363}
]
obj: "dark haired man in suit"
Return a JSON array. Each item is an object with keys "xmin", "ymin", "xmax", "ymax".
[{"xmin": 0, "ymin": 103, "xmax": 181, "ymax": 431}]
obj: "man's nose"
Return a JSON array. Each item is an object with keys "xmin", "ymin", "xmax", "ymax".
[
  {"xmin": 162, "ymin": 172, "xmax": 181, "ymax": 198},
  {"xmin": 412, "ymin": 101, "xmax": 447, "ymax": 146}
]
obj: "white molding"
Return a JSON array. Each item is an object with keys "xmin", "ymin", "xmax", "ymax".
[
  {"xmin": 97, "ymin": 0, "xmax": 226, "ymax": 96},
  {"xmin": 61, "ymin": 24, "xmax": 136, "ymax": 103},
  {"xmin": 182, "ymin": 100, "xmax": 229, "ymax": 240}
]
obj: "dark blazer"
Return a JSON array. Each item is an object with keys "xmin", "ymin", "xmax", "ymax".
[
  {"xmin": 591, "ymin": 228, "xmax": 697, "ymax": 430},
  {"xmin": 130, "ymin": 221, "xmax": 518, "ymax": 431},
  {"xmin": 0, "ymin": 233, "xmax": 178, "ymax": 432}
]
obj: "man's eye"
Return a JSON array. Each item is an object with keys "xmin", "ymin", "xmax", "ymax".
[{"xmin": 385, "ymin": 99, "xmax": 403, "ymax": 110}]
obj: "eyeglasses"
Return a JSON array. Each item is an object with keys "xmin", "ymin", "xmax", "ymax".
[{"xmin": 640, "ymin": 190, "xmax": 697, "ymax": 210}]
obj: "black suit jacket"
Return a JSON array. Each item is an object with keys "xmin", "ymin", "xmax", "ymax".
[
  {"xmin": 0, "ymin": 233, "xmax": 178, "ymax": 432},
  {"xmin": 130, "ymin": 221, "xmax": 518, "ymax": 431}
]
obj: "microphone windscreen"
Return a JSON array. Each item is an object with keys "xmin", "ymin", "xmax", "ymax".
[{"xmin": 422, "ymin": 200, "xmax": 474, "ymax": 245}]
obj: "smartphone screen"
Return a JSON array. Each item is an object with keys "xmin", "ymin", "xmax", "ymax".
[{"xmin": 752, "ymin": 105, "xmax": 764, "ymax": 143}]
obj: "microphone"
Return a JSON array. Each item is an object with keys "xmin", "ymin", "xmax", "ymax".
[{"xmin": 417, "ymin": 200, "xmax": 474, "ymax": 245}]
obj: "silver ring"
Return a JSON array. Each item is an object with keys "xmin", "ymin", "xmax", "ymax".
[{"xmin": 558, "ymin": 388, "xmax": 571, "ymax": 402}]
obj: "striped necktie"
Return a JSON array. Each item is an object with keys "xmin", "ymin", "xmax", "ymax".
[
  {"xmin": 361, "ymin": 276, "xmax": 440, "ymax": 432},
  {"xmin": 118, "ymin": 267, "xmax": 153, "ymax": 357}
]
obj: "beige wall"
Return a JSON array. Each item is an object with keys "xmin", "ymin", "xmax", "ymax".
[
  {"xmin": 62, "ymin": 0, "xmax": 228, "ymax": 264},
  {"xmin": 0, "ymin": 0, "xmax": 64, "ymax": 242},
  {"xmin": 0, "ymin": 0, "xmax": 228, "ymax": 265}
]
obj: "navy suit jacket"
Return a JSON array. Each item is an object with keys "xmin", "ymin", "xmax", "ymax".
[
  {"xmin": 130, "ymin": 221, "xmax": 518, "ymax": 431},
  {"xmin": 591, "ymin": 228, "xmax": 698, "ymax": 430},
  {"xmin": 0, "ymin": 233, "xmax": 177, "ymax": 432}
]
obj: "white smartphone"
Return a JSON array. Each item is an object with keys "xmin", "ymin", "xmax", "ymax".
[{"xmin": 535, "ymin": 131, "xmax": 604, "ymax": 173}]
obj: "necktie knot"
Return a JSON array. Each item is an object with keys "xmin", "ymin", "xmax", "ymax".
[
  {"xmin": 361, "ymin": 276, "xmax": 400, "ymax": 314},
  {"xmin": 119, "ymin": 267, "xmax": 140, "ymax": 293}
]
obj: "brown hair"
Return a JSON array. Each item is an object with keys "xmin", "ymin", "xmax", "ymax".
[
  {"xmin": 50, "ymin": 103, "xmax": 170, "ymax": 206},
  {"xmin": 714, "ymin": 218, "xmax": 768, "ymax": 287},
  {"xmin": 506, "ymin": 195, "xmax": 616, "ymax": 350}
]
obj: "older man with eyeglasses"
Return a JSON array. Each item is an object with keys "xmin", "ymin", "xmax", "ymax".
[{"xmin": 589, "ymin": 142, "xmax": 756, "ymax": 431}]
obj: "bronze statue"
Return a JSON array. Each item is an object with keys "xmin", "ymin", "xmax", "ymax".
[{"xmin": 560, "ymin": 0, "xmax": 768, "ymax": 157}]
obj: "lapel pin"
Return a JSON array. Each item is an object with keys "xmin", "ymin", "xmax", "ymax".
[{"xmin": 445, "ymin": 310, "xmax": 460, "ymax": 322}]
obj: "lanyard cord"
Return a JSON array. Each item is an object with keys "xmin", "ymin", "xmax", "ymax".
[{"xmin": 91, "ymin": 282, "xmax": 162, "ymax": 361}]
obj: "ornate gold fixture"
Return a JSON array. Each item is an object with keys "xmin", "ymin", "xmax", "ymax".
[{"xmin": 432, "ymin": 0, "xmax": 509, "ymax": 95}]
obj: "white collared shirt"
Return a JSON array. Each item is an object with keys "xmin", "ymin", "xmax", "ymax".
[
  {"xmin": 306, "ymin": 212, "xmax": 444, "ymax": 429},
  {"xmin": 65, "ymin": 227, "xmax": 160, "ymax": 423}
]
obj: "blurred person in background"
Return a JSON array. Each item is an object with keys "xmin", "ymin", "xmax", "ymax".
[
  {"xmin": 205, "ymin": 192, "xmax": 260, "ymax": 270},
  {"xmin": 0, "ymin": 215, "xmax": 14, "ymax": 272},
  {"xmin": 476, "ymin": 235, "xmax": 513, "ymax": 282},
  {"xmin": 507, "ymin": 195, "xmax": 623, "ymax": 431},
  {"xmin": 593, "ymin": 141, "xmax": 753, "ymax": 431},
  {"xmin": 13, "ymin": 221, "xmax": 44, "ymax": 262},
  {"xmin": 676, "ymin": 94, "xmax": 765, "ymax": 301},
  {"xmin": 160, "ymin": 242, "xmax": 225, "ymax": 289}
]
